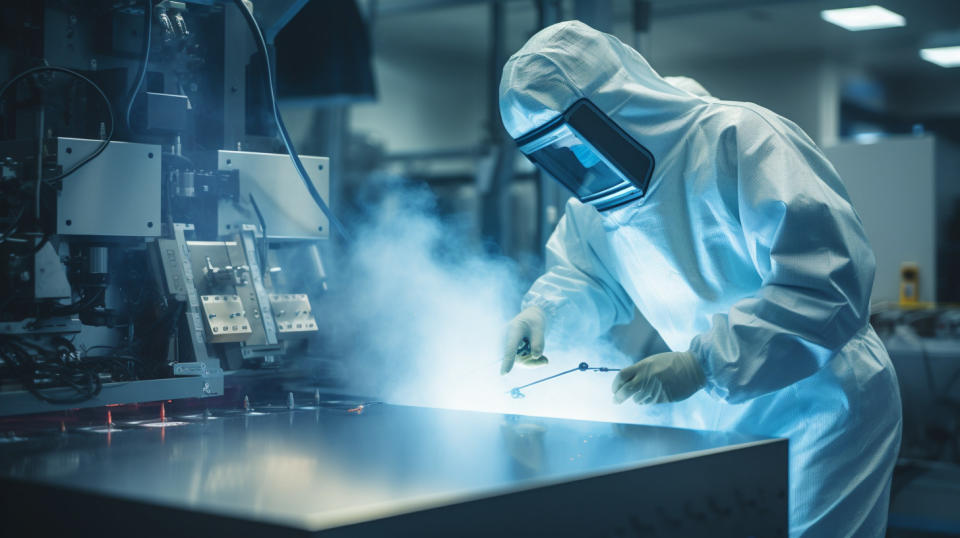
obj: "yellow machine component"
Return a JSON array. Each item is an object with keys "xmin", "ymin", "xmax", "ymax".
[
  {"xmin": 201, "ymin": 294, "xmax": 253, "ymax": 343},
  {"xmin": 899, "ymin": 262, "xmax": 919, "ymax": 307},
  {"xmin": 269, "ymin": 294, "xmax": 317, "ymax": 336}
]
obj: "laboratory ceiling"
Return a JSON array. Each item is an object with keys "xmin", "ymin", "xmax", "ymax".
[{"xmin": 370, "ymin": 0, "xmax": 960, "ymax": 80}]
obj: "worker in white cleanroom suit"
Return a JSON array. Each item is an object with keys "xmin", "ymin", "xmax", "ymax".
[{"xmin": 499, "ymin": 21, "xmax": 902, "ymax": 536}]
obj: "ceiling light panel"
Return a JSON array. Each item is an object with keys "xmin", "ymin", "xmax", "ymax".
[
  {"xmin": 820, "ymin": 5, "xmax": 906, "ymax": 31},
  {"xmin": 920, "ymin": 46, "xmax": 960, "ymax": 68}
]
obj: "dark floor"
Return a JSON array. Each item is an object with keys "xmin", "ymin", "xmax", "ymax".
[{"xmin": 886, "ymin": 460, "xmax": 960, "ymax": 536}]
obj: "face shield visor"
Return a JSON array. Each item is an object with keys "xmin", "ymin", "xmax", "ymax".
[{"xmin": 514, "ymin": 99, "xmax": 655, "ymax": 212}]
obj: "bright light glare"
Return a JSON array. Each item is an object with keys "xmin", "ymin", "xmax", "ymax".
[
  {"xmin": 920, "ymin": 46, "xmax": 960, "ymax": 68},
  {"xmin": 139, "ymin": 421, "xmax": 190, "ymax": 428},
  {"xmin": 820, "ymin": 5, "xmax": 905, "ymax": 31},
  {"xmin": 84, "ymin": 427, "xmax": 122, "ymax": 434}
]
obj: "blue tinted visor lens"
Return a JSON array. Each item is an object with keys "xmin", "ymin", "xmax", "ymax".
[
  {"xmin": 518, "ymin": 124, "xmax": 625, "ymax": 201},
  {"xmin": 570, "ymin": 142, "xmax": 601, "ymax": 168}
]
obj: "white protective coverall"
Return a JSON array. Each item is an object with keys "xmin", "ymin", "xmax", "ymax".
[{"xmin": 500, "ymin": 21, "xmax": 902, "ymax": 536}]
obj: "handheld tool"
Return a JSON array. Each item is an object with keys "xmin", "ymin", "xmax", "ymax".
[{"xmin": 508, "ymin": 362, "xmax": 620, "ymax": 399}]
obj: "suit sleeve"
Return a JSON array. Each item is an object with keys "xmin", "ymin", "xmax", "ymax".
[
  {"xmin": 689, "ymin": 113, "xmax": 875, "ymax": 403},
  {"xmin": 523, "ymin": 199, "xmax": 635, "ymax": 342}
]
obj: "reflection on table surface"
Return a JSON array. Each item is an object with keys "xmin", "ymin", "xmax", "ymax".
[{"xmin": 0, "ymin": 403, "xmax": 767, "ymax": 531}]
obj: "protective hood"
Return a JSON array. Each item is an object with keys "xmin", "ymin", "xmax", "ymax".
[{"xmin": 499, "ymin": 20, "xmax": 706, "ymax": 181}]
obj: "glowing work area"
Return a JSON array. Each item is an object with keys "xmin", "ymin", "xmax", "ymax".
[{"xmin": 1, "ymin": 1, "xmax": 959, "ymax": 537}]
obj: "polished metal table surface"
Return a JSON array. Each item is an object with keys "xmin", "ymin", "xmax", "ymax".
[{"xmin": 0, "ymin": 403, "xmax": 787, "ymax": 537}]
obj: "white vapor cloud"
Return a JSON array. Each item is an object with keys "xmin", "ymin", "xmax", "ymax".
[{"xmin": 323, "ymin": 179, "xmax": 686, "ymax": 426}]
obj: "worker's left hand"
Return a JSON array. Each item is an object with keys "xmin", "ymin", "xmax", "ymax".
[{"xmin": 611, "ymin": 351, "xmax": 706, "ymax": 405}]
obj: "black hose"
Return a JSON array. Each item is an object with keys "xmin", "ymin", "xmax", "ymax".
[
  {"xmin": 0, "ymin": 337, "xmax": 102, "ymax": 404},
  {"xmin": 125, "ymin": 0, "xmax": 154, "ymax": 131},
  {"xmin": 47, "ymin": 288, "xmax": 105, "ymax": 317},
  {"xmin": 0, "ymin": 65, "xmax": 115, "ymax": 187},
  {"xmin": 230, "ymin": 0, "xmax": 351, "ymax": 243}
]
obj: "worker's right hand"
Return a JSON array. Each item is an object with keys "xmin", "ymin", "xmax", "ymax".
[{"xmin": 501, "ymin": 306, "xmax": 548, "ymax": 375}]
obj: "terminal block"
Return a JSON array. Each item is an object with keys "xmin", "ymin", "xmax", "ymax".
[
  {"xmin": 201, "ymin": 294, "xmax": 252, "ymax": 343},
  {"xmin": 269, "ymin": 294, "xmax": 317, "ymax": 336}
]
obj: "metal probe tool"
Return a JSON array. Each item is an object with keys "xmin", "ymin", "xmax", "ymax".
[{"xmin": 507, "ymin": 361, "xmax": 620, "ymax": 399}]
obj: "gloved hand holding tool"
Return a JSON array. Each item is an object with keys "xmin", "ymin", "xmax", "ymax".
[
  {"xmin": 611, "ymin": 351, "xmax": 706, "ymax": 405},
  {"xmin": 501, "ymin": 306, "xmax": 548, "ymax": 374}
]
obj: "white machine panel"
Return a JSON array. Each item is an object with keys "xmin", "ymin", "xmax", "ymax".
[
  {"xmin": 57, "ymin": 138, "xmax": 161, "ymax": 237},
  {"xmin": 216, "ymin": 150, "xmax": 329, "ymax": 240}
]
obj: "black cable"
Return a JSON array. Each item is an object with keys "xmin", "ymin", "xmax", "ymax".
[
  {"xmin": 1, "ymin": 66, "xmax": 114, "ymax": 247},
  {"xmin": 0, "ymin": 234, "xmax": 51, "ymax": 276},
  {"xmin": 0, "ymin": 207, "xmax": 25, "ymax": 243},
  {"xmin": 0, "ymin": 337, "xmax": 102, "ymax": 404},
  {"xmin": 0, "ymin": 65, "xmax": 115, "ymax": 187},
  {"xmin": 125, "ymin": 0, "xmax": 154, "ymax": 131},
  {"xmin": 0, "ymin": 66, "xmax": 114, "ymax": 248},
  {"xmin": 46, "ymin": 288, "xmax": 105, "ymax": 317},
  {"xmin": 81, "ymin": 354, "xmax": 141, "ymax": 382},
  {"xmin": 230, "ymin": 0, "xmax": 352, "ymax": 242},
  {"xmin": 28, "ymin": 234, "xmax": 50, "ymax": 254}
]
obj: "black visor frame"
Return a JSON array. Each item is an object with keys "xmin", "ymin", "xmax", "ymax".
[{"xmin": 514, "ymin": 98, "xmax": 655, "ymax": 211}]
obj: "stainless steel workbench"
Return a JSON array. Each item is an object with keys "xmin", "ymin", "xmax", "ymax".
[{"xmin": 0, "ymin": 402, "xmax": 787, "ymax": 537}]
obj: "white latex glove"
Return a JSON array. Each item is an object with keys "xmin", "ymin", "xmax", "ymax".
[
  {"xmin": 501, "ymin": 306, "xmax": 548, "ymax": 375},
  {"xmin": 611, "ymin": 351, "xmax": 706, "ymax": 405}
]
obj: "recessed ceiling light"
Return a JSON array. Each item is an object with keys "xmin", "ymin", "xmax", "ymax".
[
  {"xmin": 920, "ymin": 46, "xmax": 960, "ymax": 68},
  {"xmin": 820, "ymin": 5, "xmax": 906, "ymax": 31}
]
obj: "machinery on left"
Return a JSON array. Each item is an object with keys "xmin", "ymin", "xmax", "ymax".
[{"xmin": 0, "ymin": 0, "xmax": 335, "ymax": 416}]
